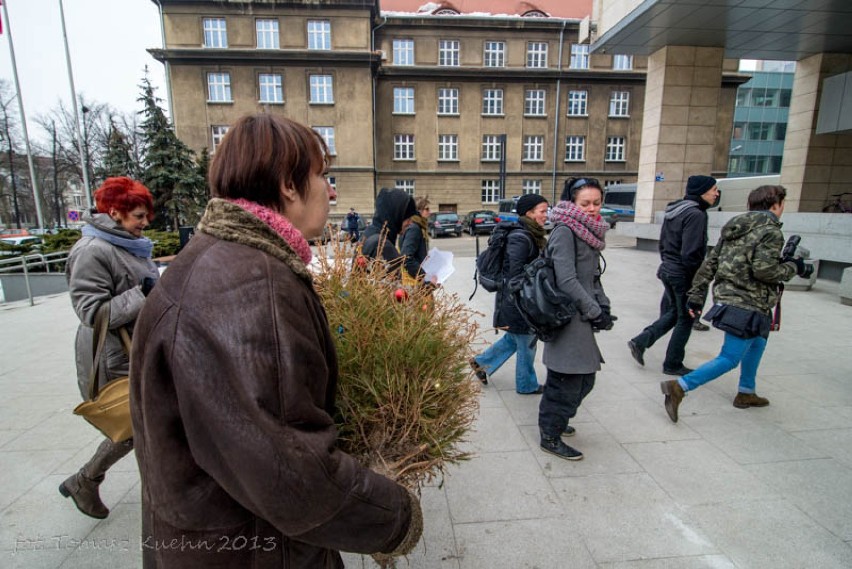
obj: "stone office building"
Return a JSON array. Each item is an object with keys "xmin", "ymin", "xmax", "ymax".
[{"xmin": 150, "ymin": 0, "xmax": 743, "ymax": 217}]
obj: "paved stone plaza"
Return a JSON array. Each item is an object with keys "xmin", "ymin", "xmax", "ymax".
[{"xmin": 2, "ymin": 242, "xmax": 851, "ymax": 568}]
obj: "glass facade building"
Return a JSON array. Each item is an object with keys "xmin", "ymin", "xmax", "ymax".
[{"xmin": 728, "ymin": 65, "xmax": 795, "ymax": 177}]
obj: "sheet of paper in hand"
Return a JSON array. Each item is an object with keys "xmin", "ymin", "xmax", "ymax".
[{"xmin": 421, "ymin": 248, "xmax": 455, "ymax": 284}]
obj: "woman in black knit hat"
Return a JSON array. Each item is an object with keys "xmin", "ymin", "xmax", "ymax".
[{"xmin": 469, "ymin": 193, "xmax": 549, "ymax": 394}]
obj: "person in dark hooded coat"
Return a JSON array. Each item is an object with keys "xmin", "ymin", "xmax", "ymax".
[
  {"xmin": 627, "ymin": 175, "xmax": 720, "ymax": 376},
  {"xmin": 360, "ymin": 188, "xmax": 418, "ymax": 272}
]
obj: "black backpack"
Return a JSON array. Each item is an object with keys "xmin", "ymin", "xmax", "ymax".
[
  {"xmin": 471, "ymin": 221, "xmax": 529, "ymax": 298},
  {"xmin": 508, "ymin": 227, "xmax": 577, "ymax": 342}
]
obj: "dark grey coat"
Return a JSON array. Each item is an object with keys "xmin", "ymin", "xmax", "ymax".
[
  {"xmin": 66, "ymin": 212, "xmax": 158, "ymax": 398},
  {"xmin": 542, "ymin": 225, "xmax": 610, "ymax": 374}
]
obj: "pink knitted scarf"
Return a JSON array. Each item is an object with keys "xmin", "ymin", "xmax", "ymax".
[
  {"xmin": 549, "ymin": 200, "xmax": 609, "ymax": 251},
  {"xmin": 228, "ymin": 198, "xmax": 313, "ymax": 265}
]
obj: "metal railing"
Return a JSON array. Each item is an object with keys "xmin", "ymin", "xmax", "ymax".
[{"xmin": 0, "ymin": 251, "xmax": 70, "ymax": 306}]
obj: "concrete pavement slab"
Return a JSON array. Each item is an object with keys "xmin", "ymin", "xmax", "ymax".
[{"xmin": 3, "ymin": 243, "xmax": 852, "ymax": 567}]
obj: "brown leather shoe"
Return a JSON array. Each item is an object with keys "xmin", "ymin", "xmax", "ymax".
[
  {"xmin": 660, "ymin": 380, "xmax": 685, "ymax": 423},
  {"xmin": 733, "ymin": 392, "xmax": 770, "ymax": 409}
]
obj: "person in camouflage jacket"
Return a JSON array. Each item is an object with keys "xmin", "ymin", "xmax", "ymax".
[{"xmin": 660, "ymin": 185, "xmax": 812, "ymax": 422}]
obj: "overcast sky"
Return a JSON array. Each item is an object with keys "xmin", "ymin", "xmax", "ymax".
[{"xmin": 0, "ymin": 0, "xmax": 167, "ymax": 137}]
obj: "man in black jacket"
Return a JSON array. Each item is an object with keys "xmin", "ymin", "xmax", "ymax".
[{"xmin": 628, "ymin": 175, "xmax": 719, "ymax": 375}]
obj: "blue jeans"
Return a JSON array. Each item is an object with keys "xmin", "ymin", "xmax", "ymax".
[
  {"xmin": 474, "ymin": 332, "xmax": 539, "ymax": 393},
  {"xmin": 678, "ymin": 332, "xmax": 768, "ymax": 394}
]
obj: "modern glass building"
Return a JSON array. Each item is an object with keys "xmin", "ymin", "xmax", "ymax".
[{"xmin": 728, "ymin": 61, "xmax": 795, "ymax": 177}]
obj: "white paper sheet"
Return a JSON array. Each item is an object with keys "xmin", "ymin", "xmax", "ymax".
[{"xmin": 420, "ymin": 247, "xmax": 455, "ymax": 284}]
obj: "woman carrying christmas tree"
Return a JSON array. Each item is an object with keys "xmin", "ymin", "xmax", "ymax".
[
  {"xmin": 538, "ymin": 177, "xmax": 613, "ymax": 461},
  {"xmin": 469, "ymin": 193, "xmax": 549, "ymax": 394},
  {"xmin": 130, "ymin": 114, "xmax": 421, "ymax": 568}
]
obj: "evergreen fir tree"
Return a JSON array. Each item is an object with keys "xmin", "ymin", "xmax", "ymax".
[
  {"xmin": 98, "ymin": 120, "xmax": 139, "ymax": 180},
  {"xmin": 138, "ymin": 74, "xmax": 206, "ymax": 230}
]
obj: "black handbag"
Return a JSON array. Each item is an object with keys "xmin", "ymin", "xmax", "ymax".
[{"xmin": 704, "ymin": 303, "xmax": 771, "ymax": 339}]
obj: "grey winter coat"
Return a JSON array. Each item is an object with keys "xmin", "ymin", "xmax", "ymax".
[
  {"xmin": 542, "ymin": 225, "xmax": 609, "ymax": 374},
  {"xmin": 66, "ymin": 211, "xmax": 158, "ymax": 398}
]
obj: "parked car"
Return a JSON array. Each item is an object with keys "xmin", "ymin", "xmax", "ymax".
[
  {"xmin": 427, "ymin": 211, "xmax": 462, "ymax": 238},
  {"xmin": 603, "ymin": 183, "xmax": 636, "ymax": 223},
  {"xmin": 600, "ymin": 207, "xmax": 619, "ymax": 228},
  {"xmin": 462, "ymin": 210, "xmax": 497, "ymax": 235},
  {"xmin": 0, "ymin": 236, "xmax": 43, "ymax": 256}
]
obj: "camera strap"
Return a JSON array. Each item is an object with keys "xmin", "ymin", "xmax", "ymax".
[{"xmin": 770, "ymin": 283, "xmax": 784, "ymax": 332}]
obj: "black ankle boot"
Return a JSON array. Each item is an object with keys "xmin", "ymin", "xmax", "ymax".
[{"xmin": 540, "ymin": 435, "xmax": 583, "ymax": 461}]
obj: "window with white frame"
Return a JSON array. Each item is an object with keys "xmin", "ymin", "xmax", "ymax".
[
  {"xmin": 395, "ymin": 179, "xmax": 415, "ymax": 196},
  {"xmin": 565, "ymin": 135, "xmax": 585, "ymax": 161},
  {"xmin": 613, "ymin": 54, "xmax": 633, "ymax": 70},
  {"xmin": 437, "ymin": 88, "xmax": 459, "ymax": 115},
  {"xmin": 211, "ymin": 125, "xmax": 229, "ymax": 152},
  {"xmin": 522, "ymin": 179, "xmax": 542, "ymax": 195},
  {"xmin": 203, "ymin": 18, "xmax": 227, "ymax": 48},
  {"xmin": 439, "ymin": 40, "xmax": 460, "ymax": 66},
  {"xmin": 523, "ymin": 135, "xmax": 544, "ymax": 162},
  {"xmin": 482, "ymin": 89, "xmax": 504, "ymax": 115},
  {"xmin": 605, "ymin": 136, "xmax": 626, "ymax": 162},
  {"xmin": 526, "ymin": 42, "xmax": 548, "ymax": 68},
  {"xmin": 481, "ymin": 180, "xmax": 500, "ymax": 203},
  {"xmin": 307, "ymin": 20, "xmax": 331, "ymax": 50},
  {"xmin": 567, "ymin": 90, "xmax": 588, "ymax": 116},
  {"xmin": 438, "ymin": 134, "xmax": 458, "ymax": 161},
  {"xmin": 207, "ymin": 72, "xmax": 232, "ymax": 102},
  {"xmin": 394, "ymin": 134, "xmax": 415, "ymax": 160},
  {"xmin": 484, "ymin": 41, "xmax": 505, "ymax": 67},
  {"xmin": 327, "ymin": 176, "xmax": 337, "ymax": 204},
  {"xmin": 309, "ymin": 75, "xmax": 334, "ymax": 104},
  {"xmin": 570, "ymin": 44, "xmax": 589, "ymax": 69},
  {"xmin": 256, "ymin": 19, "xmax": 279, "ymax": 49},
  {"xmin": 393, "ymin": 87, "xmax": 415, "ymax": 114},
  {"xmin": 609, "ymin": 91, "xmax": 630, "ymax": 117},
  {"xmin": 258, "ymin": 74, "xmax": 283, "ymax": 104},
  {"xmin": 481, "ymin": 135, "xmax": 502, "ymax": 161},
  {"xmin": 313, "ymin": 126, "xmax": 336, "ymax": 155},
  {"xmin": 393, "ymin": 39, "xmax": 414, "ymax": 65},
  {"xmin": 524, "ymin": 89, "xmax": 546, "ymax": 116}
]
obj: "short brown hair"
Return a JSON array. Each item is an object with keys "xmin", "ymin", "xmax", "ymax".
[
  {"xmin": 748, "ymin": 185, "xmax": 786, "ymax": 211},
  {"xmin": 209, "ymin": 114, "xmax": 329, "ymax": 210},
  {"xmin": 415, "ymin": 196, "xmax": 431, "ymax": 212}
]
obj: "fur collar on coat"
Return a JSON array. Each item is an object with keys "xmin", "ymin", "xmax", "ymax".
[{"xmin": 197, "ymin": 198, "xmax": 313, "ymax": 285}]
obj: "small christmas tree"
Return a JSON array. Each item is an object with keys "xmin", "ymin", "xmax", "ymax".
[{"xmin": 313, "ymin": 238, "xmax": 480, "ymax": 491}]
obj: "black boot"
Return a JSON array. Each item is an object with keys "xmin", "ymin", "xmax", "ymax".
[
  {"xmin": 59, "ymin": 438, "xmax": 133, "ymax": 519},
  {"xmin": 540, "ymin": 435, "xmax": 583, "ymax": 461}
]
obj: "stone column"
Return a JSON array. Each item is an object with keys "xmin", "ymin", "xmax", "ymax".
[
  {"xmin": 781, "ymin": 53, "xmax": 852, "ymax": 212},
  {"xmin": 635, "ymin": 46, "xmax": 724, "ymax": 222}
]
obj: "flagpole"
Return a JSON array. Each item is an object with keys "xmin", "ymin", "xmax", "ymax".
[
  {"xmin": 2, "ymin": 0, "xmax": 45, "ymax": 230},
  {"xmin": 58, "ymin": 0, "xmax": 92, "ymax": 209}
]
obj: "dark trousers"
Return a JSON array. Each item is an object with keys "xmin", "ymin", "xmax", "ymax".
[
  {"xmin": 632, "ymin": 273, "xmax": 694, "ymax": 371},
  {"xmin": 538, "ymin": 369, "xmax": 596, "ymax": 438}
]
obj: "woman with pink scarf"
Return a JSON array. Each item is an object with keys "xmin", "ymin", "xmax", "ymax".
[{"xmin": 538, "ymin": 177, "xmax": 614, "ymax": 462}]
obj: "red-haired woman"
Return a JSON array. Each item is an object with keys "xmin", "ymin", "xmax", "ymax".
[{"xmin": 59, "ymin": 176, "xmax": 159, "ymax": 519}]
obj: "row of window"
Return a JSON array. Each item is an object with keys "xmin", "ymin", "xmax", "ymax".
[
  {"xmin": 394, "ymin": 133, "xmax": 627, "ymax": 163},
  {"xmin": 205, "ymin": 71, "xmax": 632, "ymax": 118},
  {"xmin": 211, "ymin": 122, "xmax": 625, "ymax": 163},
  {"xmin": 200, "ymin": 17, "xmax": 635, "ymax": 71},
  {"xmin": 391, "ymin": 178, "xmax": 541, "ymax": 203},
  {"xmin": 393, "ymin": 39, "xmax": 632, "ymax": 71},
  {"xmin": 395, "ymin": 87, "xmax": 630, "ymax": 117},
  {"xmin": 204, "ymin": 17, "xmax": 330, "ymax": 50}
]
